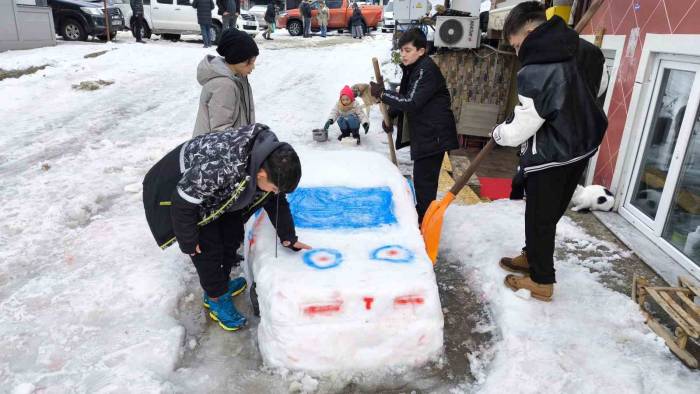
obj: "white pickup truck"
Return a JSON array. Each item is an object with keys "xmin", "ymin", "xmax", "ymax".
[{"xmin": 109, "ymin": 0, "xmax": 258, "ymax": 44}]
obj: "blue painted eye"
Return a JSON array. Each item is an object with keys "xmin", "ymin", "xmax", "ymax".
[
  {"xmin": 370, "ymin": 245, "xmax": 414, "ymax": 263},
  {"xmin": 303, "ymin": 249, "xmax": 343, "ymax": 270}
]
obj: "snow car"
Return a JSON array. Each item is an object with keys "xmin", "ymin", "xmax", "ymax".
[{"xmin": 244, "ymin": 150, "xmax": 444, "ymax": 373}]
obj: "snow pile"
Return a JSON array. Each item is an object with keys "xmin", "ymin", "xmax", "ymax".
[
  {"xmin": 440, "ymin": 200, "xmax": 700, "ymax": 393},
  {"xmin": 2, "ymin": 32, "xmax": 700, "ymax": 392},
  {"xmin": 245, "ymin": 150, "xmax": 444, "ymax": 372}
]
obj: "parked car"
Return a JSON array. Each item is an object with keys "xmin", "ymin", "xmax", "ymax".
[
  {"xmin": 277, "ymin": 0, "xmax": 382, "ymax": 37},
  {"xmin": 47, "ymin": 0, "xmax": 124, "ymax": 41},
  {"xmin": 247, "ymin": 4, "xmax": 269, "ymax": 29},
  {"xmin": 108, "ymin": 0, "xmax": 258, "ymax": 44},
  {"xmin": 380, "ymin": 0, "xmax": 393, "ymax": 32}
]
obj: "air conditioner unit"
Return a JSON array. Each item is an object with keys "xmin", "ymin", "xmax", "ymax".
[{"xmin": 434, "ymin": 15, "xmax": 480, "ymax": 49}]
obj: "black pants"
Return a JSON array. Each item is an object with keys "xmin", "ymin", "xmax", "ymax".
[
  {"xmin": 414, "ymin": 153, "xmax": 444, "ymax": 223},
  {"xmin": 525, "ymin": 159, "xmax": 589, "ymax": 284},
  {"xmin": 191, "ymin": 212, "xmax": 244, "ymax": 298},
  {"xmin": 132, "ymin": 14, "xmax": 146, "ymax": 41}
]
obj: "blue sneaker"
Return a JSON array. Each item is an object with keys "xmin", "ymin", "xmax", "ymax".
[
  {"xmin": 203, "ymin": 277, "xmax": 247, "ymax": 309},
  {"xmin": 207, "ymin": 295, "xmax": 247, "ymax": 331}
]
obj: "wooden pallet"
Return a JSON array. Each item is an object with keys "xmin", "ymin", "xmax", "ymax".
[{"xmin": 633, "ymin": 275, "xmax": 700, "ymax": 368}]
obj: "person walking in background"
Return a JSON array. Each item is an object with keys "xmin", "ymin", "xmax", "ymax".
[
  {"xmin": 351, "ymin": 3, "xmax": 364, "ymax": 39},
  {"xmin": 217, "ymin": 0, "xmax": 240, "ymax": 30},
  {"xmin": 300, "ymin": 0, "xmax": 313, "ymax": 38},
  {"xmin": 317, "ymin": 1, "xmax": 330, "ymax": 38},
  {"xmin": 130, "ymin": 0, "xmax": 146, "ymax": 43},
  {"xmin": 192, "ymin": 0, "xmax": 216, "ymax": 48},
  {"xmin": 263, "ymin": 1, "xmax": 277, "ymax": 40}
]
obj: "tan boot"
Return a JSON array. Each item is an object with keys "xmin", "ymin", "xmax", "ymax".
[
  {"xmin": 499, "ymin": 251, "xmax": 529, "ymax": 274},
  {"xmin": 504, "ymin": 274, "xmax": 553, "ymax": 302}
]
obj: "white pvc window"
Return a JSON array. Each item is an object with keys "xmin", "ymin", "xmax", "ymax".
[{"xmin": 620, "ymin": 56, "xmax": 700, "ymax": 276}]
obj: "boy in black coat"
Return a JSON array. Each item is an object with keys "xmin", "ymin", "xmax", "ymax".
[
  {"xmin": 369, "ymin": 28, "xmax": 459, "ymax": 224},
  {"xmin": 493, "ymin": 2, "xmax": 607, "ymax": 301},
  {"xmin": 143, "ymin": 124, "xmax": 311, "ymax": 331}
]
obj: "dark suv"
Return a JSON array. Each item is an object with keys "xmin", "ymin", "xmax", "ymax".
[{"xmin": 47, "ymin": 0, "xmax": 124, "ymax": 41}]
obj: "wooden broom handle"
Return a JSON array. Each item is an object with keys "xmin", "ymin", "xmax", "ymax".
[{"xmin": 372, "ymin": 57, "xmax": 398, "ymax": 166}]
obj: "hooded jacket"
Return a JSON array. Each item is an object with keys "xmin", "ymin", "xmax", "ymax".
[
  {"xmin": 317, "ymin": 4, "xmax": 330, "ymax": 25},
  {"xmin": 300, "ymin": 2, "xmax": 312, "ymax": 18},
  {"xmin": 193, "ymin": 55, "xmax": 255, "ymax": 137},
  {"xmin": 130, "ymin": 0, "xmax": 143, "ymax": 15},
  {"xmin": 492, "ymin": 16, "xmax": 608, "ymax": 174},
  {"xmin": 327, "ymin": 100, "xmax": 369, "ymax": 125},
  {"xmin": 265, "ymin": 3, "xmax": 277, "ymax": 24},
  {"xmin": 142, "ymin": 124, "xmax": 297, "ymax": 254},
  {"xmin": 191, "ymin": 0, "xmax": 215, "ymax": 25},
  {"xmin": 351, "ymin": 7, "xmax": 363, "ymax": 26},
  {"xmin": 381, "ymin": 55, "xmax": 459, "ymax": 160}
]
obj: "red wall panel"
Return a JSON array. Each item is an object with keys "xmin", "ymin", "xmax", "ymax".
[{"xmin": 583, "ymin": 0, "xmax": 700, "ymax": 188}]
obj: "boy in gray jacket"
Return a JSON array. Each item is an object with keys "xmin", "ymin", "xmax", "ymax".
[{"xmin": 193, "ymin": 29, "xmax": 259, "ymax": 137}]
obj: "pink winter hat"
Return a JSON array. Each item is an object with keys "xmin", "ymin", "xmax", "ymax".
[{"xmin": 339, "ymin": 85, "xmax": 355, "ymax": 102}]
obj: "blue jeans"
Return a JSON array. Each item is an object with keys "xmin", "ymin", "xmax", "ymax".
[
  {"xmin": 200, "ymin": 23, "xmax": 212, "ymax": 47},
  {"xmin": 337, "ymin": 114, "xmax": 360, "ymax": 131},
  {"xmin": 320, "ymin": 24, "xmax": 327, "ymax": 37},
  {"xmin": 303, "ymin": 17, "xmax": 312, "ymax": 37},
  {"xmin": 352, "ymin": 25, "xmax": 363, "ymax": 38}
]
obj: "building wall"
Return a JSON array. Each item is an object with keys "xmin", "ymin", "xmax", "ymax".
[
  {"xmin": 583, "ymin": 0, "xmax": 700, "ymax": 189},
  {"xmin": 0, "ymin": 0, "xmax": 56, "ymax": 52}
]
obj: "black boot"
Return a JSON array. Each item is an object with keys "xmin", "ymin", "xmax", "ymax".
[{"xmin": 352, "ymin": 130, "xmax": 360, "ymax": 145}]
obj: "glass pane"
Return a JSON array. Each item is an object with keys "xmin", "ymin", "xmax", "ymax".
[
  {"xmin": 663, "ymin": 105, "xmax": 700, "ymax": 266},
  {"xmin": 630, "ymin": 68, "xmax": 695, "ymax": 219},
  {"xmin": 327, "ymin": 0, "xmax": 342, "ymax": 9}
]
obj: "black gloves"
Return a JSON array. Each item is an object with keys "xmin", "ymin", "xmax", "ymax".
[
  {"xmin": 324, "ymin": 119, "xmax": 333, "ymax": 131},
  {"xmin": 382, "ymin": 121, "xmax": 393, "ymax": 133},
  {"xmin": 363, "ymin": 123, "xmax": 369, "ymax": 134},
  {"xmin": 369, "ymin": 81, "xmax": 384, "ymax": 99}
]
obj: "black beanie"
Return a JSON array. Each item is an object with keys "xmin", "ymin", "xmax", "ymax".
[{"xmin": 216, "ymin": 29, "xmax": 260, "ymax": 65}]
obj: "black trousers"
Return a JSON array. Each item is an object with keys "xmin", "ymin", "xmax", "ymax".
[
  {"xmin": 525, "ymin": 159, "xmax": 589, "ymax": 284},
  {"xmin": 414, "ymin": 153, "xmax": 444, "ymax": 223},
  {"xmin": 132, "ymin": 14, "xmax": 146, "ymax": 41},
  {"xmin": 190, "ymin": 212, "xmax": 244, "ymax": 298}
]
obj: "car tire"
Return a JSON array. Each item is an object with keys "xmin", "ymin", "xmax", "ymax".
[
  {"xmin": 162, "ymin": 33, "xmax": 181, "ymax": 41},
  {"xmin": 210, "ymin": 23, "xmax": 222, "ymax": 45},
  {"xmin": 61, "ymin": 19, "xmax": 87, "ymax": 41},
  {"xmin": 287, "ymin": 19, "xmax": 303, "ymax": 36}
]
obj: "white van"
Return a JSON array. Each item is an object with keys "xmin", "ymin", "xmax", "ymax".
[{"xmin": 110, "ymin": 0, "xmax": 258, "ymax": 43}]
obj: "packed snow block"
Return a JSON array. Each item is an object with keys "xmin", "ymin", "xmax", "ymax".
[{"xmin": 244, "ymin": 150, "xmax": 444, "ymax": 373}]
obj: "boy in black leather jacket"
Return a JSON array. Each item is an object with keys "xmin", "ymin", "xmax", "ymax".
[{"xmin": 493, "ymin": 2, "xmax": 607, "ymax": 301}]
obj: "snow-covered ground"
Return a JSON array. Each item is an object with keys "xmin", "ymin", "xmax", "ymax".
[{"xmin": 1, "ymin": 31, "xmax": 699, "ymax": 393}]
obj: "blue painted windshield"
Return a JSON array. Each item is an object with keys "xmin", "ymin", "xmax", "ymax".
[{"xmin": 288, "ymin": 187, "xmax": 397, "ymax": 229}]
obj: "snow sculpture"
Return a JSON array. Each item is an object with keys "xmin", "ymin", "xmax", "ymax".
[{"xmin": 244, "ymin": 150, "xmax": 444, "ymax": 372}]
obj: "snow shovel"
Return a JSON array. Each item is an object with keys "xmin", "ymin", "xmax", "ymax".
[
  {"xmin": 422, "ymin": 138, "xmax": 496, "ymax": 263},
  {"xmin": 372, "ymin": 57, "xmax": 398, "ymax": 166}
]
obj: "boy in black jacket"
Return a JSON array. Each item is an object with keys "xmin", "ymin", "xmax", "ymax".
[
  {"xmin": 143, "ymin": 123, "xmax": 311, "ymax": 331},
  {"xmin": 369, "ymin": 28, "xmax": 459, "ymax": 224},
  {"xmin": 493, "ymin": 2, "xmax": 607, "ymax": 301}
]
